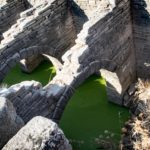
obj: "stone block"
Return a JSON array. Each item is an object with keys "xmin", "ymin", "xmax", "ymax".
[
  {"xmin": 2, "ymin": 116, "xmax": 72, "ymax": 150},
  {"xmin": 0, "ymin": 97, "xmax": 24, "ymax": 149}
]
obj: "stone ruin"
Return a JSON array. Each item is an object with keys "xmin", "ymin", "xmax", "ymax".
[{"xmin": 0, "ymin": 0, "xmax": 150, "ymax": 149}]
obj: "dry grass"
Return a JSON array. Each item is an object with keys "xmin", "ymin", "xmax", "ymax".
[
  {"xmin": 121, "ymin": 79, "xmax": 150, "ymax": 150},
  {"xmin": 133, "ymin": 118, "xmax": 150, "ymax": 150},
  {"xmin": 137, "ymin": 79, "xmax": 150, "ymax": 101},
  {"xmin": 132, "ymin": 79, "xmax": 150, "ymax": 150}
]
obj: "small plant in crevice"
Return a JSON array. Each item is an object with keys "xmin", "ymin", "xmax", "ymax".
[
  {"xmin": 95, "ymin": 130, "xmax": 118, "ymax": 150},
  {"xmin": 0, "ymin": 83, "xmax": 8, "ymax": 90}
]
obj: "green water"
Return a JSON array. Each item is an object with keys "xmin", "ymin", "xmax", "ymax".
[
  {"xmin": 3, "ymin": 61, "xmax": 56, "ymax": 86},
  {"xmin": 3, "ymin": 61, "xmax": 129, "ymax": 150},
  {"xmin": 60, "ymin": 76, "xmax": 129, "ymax": 150}
]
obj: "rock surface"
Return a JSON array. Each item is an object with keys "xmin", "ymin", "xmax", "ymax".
[
  {"xmin": 0, "ymin": 97, "xmax": 24, "ymax": 149},
  {"xmin": 2, "ymin": 116, "xmax": 72, "ymax": 150}
]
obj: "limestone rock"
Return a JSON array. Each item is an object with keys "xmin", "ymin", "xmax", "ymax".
[
  {"xmin": 3, "ymin": 116, "xmax": 72, "ymax": 150},
  {"xmin": 0, "ymin": 97, "xmax": 24, "ymax": 149}
]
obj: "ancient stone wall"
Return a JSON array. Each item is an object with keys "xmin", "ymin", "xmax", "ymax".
[
  {"xmin": 0, "ymin": 0, "xmax": 28, "ymax": 39},
  {"xmin": 44, "ymin": 0, "xmax": 136, "ymax": 121},
  {"xmin": 69, "ymin": 0, "xmax": 111, "ymax": 34},
  {"xmin": 0, "ymin": 46, "xmax": 62, "ymax": 82},
  {"xmin": 0, "ymin": 0, "xmax": 137, "ymax": 123},
  {"xmin": 71, "ymin": 0, "xmax": 136, "ymax": 104},
  {"xmin": 1, "ymin": 0, "xmax": 150, "ymax": 149},
  {"xmin": 0, "ymin": 81, "xmax": 52, "ymax": 123},
  {"xmin": 0, "ymin": 0, "xmax": 76, "ymax": 67},
  {"xmin": 132, "ymin": 0, "xmax": 150, "ymax": 79}
]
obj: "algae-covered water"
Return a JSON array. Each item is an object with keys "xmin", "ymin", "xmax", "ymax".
[
  {"xmin": 3, "ymin": 61, "xmax": 56, "ymax": 86},
  {"xmin": 3, "ymin": 61, "xmax": 129, "ymax": 150},
  {"xmin": 60, "ymin": 76, "xmax": 129, "ymax": 150}
]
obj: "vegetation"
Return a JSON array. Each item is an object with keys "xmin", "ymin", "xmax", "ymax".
[{"xmin": 121, "ymin": 79, "xmax": 150, "ymax": 150}]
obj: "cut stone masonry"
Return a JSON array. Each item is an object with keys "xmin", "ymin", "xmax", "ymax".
[{"xmin": 0, "ymin": 0, "xmax": 150, "ymax": 149}]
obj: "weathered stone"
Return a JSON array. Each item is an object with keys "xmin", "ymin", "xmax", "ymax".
[
  {"xmin": 128, "ymin": 83, "xmax": 136, "ymax": 96},
  {"xmin": 0, "ymin": 0, "xmax": 150, "ymax": 147},
  {"xmin": 2, "ymin": 116, "xmax": 72, "ymax": 150},
  {"xmin": 0, "ymin": 0, "xmax": 28, "ymax": 35},
  {"xmin": 0, "ymin": 0, "xmax": 137, "ymax": 110},
  {"xmin": 123, "ymin": 92, "xmax": 131, "ymax": 107},
  {"xmin": 19, "ymin": 55, "xmax": 44, "ymax": 73},
  {"xmin": 132, "ymin": 0, "xmax": 150, "ymax": 78},
  {"xmin": 0, "ymin": 97, "xmax": 24, "ymax": 149}
]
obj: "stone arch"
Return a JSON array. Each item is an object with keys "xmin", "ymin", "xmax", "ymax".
[
  {"xmin": 49, "ymin": 56, "xmax": 132, "ymax": 123},
  {"xmin": 0, "ymin": 46, "xmax": 62, "ymax": 82},
  {"xmin": 0, "ymin": 52, "xmax": 130, "ymax": 124},
  {"xmin": 42, "ymin": 54, "xmax": 62, "ymax": 73},
  {"xmin": 49, "ymin": 60, "xmax": 102, "ymax": 122}
]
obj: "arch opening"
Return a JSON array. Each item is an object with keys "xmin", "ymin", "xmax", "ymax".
[
  {"xmin": 2, "ymin": 60, "xmax": 56, "ymax": 87},
  {"xmin": 60, "ymin": 74, "xmax": 129, "ymax": 150},
  {"xmin": 0, "ymin": 46, "xmax": 64, "ymax": 85}
]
